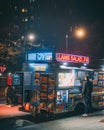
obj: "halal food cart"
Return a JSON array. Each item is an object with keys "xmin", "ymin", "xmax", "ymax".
[{"xmin": 20, "ymin": 50, "xmax": 104, "ymax": 116}]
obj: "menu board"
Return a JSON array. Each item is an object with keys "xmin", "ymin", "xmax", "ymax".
[
  {"xmin": 34, "ymin": 73, "xmax": 40, "ymax": 86},
  {"xmin": 98, "ymin": 72, "xmax": 104, "ymax": 87},
  {"xmin": 92, "ymin": 71, "xmax": 104, "ymax": 108},
  {"xmin": 58, "ymin": 71, "xmax": 75, "ymax": 88},
  {"xmin": 40, "ymin": 75, "xmax": 48, "ymax": 103},
  {"xmin": 30, "ymin": 72, "xmax": 41, "ymax": 105},
  {"xmin": 39, "ymin": 74, "xmax": 55, "ymax": 112}
]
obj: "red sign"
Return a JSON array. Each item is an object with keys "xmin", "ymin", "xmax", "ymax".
[
  {"xmin": 56, "ymin": 53, "xmax": 89, "ymax": 64},
  {"xmin": 0, "ymin": 66, "xmax": 6, "ymax": 72}
]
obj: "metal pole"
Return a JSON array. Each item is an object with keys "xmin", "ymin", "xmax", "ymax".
[{"xmin": 66, "ymin": 34, "xmax": 68, "ymax": 53}]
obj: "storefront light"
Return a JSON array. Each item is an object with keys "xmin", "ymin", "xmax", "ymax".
[
  {"xmin": 84, "ymin": 63, "xmax": 87, "ymax": 66},
  {"xmin": 101, "ymin": 65, "xmax": 104, "ymax": 71},
  {"xmin": 63, "ymin": 62, "xmax": 68, "ymax": 66},
  {"xmin": 60, "ymin": 65, "xmax": 78, "ymax": 69},
  {"xmin": 80, "ymin": 66, "xmax": 87, "ymax": 69},
  {"xmin": 102, "ymin": 68, "xmax": 104, "ymax": 71},
  {"xmin": 29, "ymin": 63, "xmax": 35, "ymax": 67},
  {"xmin": 8, "ymin": 72, "xmax": 12, "ymax": 75}
]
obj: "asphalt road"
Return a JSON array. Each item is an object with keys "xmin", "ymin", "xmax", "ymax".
[{"xmin": 0, "ymin": 110, "xmax": 104, "ymax": 130}]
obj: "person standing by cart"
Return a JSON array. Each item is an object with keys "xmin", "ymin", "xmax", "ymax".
[
  {"xmin": 6, "ymin": 85, "xmax": 15, "ymax": 107},
  {"xmin": 82, "ymin": 76, "xmax": 93, "ymax": 116}
]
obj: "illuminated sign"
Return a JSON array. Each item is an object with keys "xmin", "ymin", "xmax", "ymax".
[
  {"xmin": 0, "ymin": 66, "xmax": 6, "ymax": 72},
  {"xmin": 58, "ymin": 72, "xmax": 75, "ymax": 87},
  {"xmin": 28, "ymin": 53, "xmax": 36, "ymax": 61},
  {"xmin": 27, "ymin": 52, "xmax": 52, "ymax": 62},
  {"xmin": 13, "ymin": 74, "xmax": 20, "ymax": 85},
  {"xmin": 56, "ymin": 53, "xmax": 89, "ymax": 63},
  {"xmin": 29, "ymin": 63, "xmax": 48, "ymax": 71},
  {"xmin": 34, "ymin": 65, "xmax": 47, "ymax": 71}
]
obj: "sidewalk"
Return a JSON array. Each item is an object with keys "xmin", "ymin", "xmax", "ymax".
[
  {"xmin": 16, "ymin": 110, "xmax": 104, "ymax": 130},
  {"xmin": 0, "ymin": 101, "xmax": 104, "ymax": 130},
  {"xmin": 0, "ymin": 103, "xmax": 30, "ymax": 119}
]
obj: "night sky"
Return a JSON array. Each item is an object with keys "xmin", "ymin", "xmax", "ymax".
[{"xmin": 0, "ymin": 0, "xmax": 104, "ymax": 61}]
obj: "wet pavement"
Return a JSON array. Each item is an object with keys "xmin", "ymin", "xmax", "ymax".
[
  {"xmin": 15, "ymin": 110, "xmax": 104, "ymax": 130},
  {"xmin": 0, "ymin": 104, "xmax": 30, "ymax": 119},
  {"xmin": 0, "ymin": 102, "xmax": 104, "ymax": 130},
  {"xmin": 0, "ymin": 102, "xmax": 33, "ymax": 130}
]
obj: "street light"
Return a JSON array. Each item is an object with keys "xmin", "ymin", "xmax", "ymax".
[
  {"xmin": 65, "ymin": 27, "xmax": 86, "ymax": 53},
  {"xmin": 27, "ymin": 33, "xmax": 36, "ymax": 42},
  {"xmin": 21, "ymin": 33, "xmax": 36, "ymax": 51},
  {"xmin": 74, "ymin": 28, "xmax": 86, "ymax": 39}
]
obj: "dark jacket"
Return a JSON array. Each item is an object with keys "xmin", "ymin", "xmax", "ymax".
[
  {"xmin": 7, "ymin": 86, "xmax": 14, "ymax": 97},
  {"xmin": 82, "ymin": 80, "xmax": 93, "ymax": 97}
]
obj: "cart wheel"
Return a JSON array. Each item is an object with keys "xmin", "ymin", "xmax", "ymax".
[{"xmin": 74, "ymin": 103, "xmax": 85, "ymax": 115}]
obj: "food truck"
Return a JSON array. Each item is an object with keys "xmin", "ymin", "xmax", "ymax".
[{"xmin": 18, "ymin": 50, "xmax": 104, "ymax": 116}]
